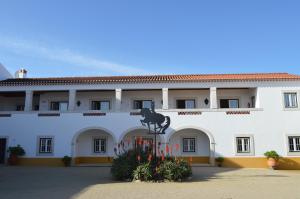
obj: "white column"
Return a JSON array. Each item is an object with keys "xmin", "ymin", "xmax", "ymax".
[
  {"xmin": 68, "ymin": 89, "xmax": 76, "ymax": 111},
  {"xmin": 162, "ymin": 88, "xmax": 169, "ymax": 110},
  {"xmin": 255, "ymin": 88, "xmax": 260, "ymax": 108},
  {"xmin": 24, "ymin": 90, "xmax": 33, "ymax": 111},
  {"xmin": 115, "ymin": 88, "xmax": 122, "ymax": 111},
  {"xmin": 210, "ymin": 87, "xmax": 217, "ymax": 109}
]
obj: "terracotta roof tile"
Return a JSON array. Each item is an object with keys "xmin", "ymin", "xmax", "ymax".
[{"xmin": 0, "ymin": 73, "xmax": 300, "ymax": 86}]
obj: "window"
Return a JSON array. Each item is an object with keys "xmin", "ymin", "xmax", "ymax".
[
  {"xmin": 183, "ymin": 138, "xmax": 196, "ymax": 152},
  {"xmin": 133, "ymin": 100, "xmax": 152, "ymax": 109},
  {"xmin": 50, "ymin": 102, "xmax": 68, "ymax": 111},
  {"xmin": 16, "ymin": 105, "xmax": 24, "ymax": 111},
  {"xmin": 176, "ymin": 99, "xmax": 196, "ymax": 109},
  {"xmin": 93, "ymin": 138, "xmax": 106, "ymax": 153},
  {"xmin": 288, "ymin": 136, "xmax": 300, "ymax": 152},
  {"xmin": 39, "ymin": 138, "xmax": 53, "ymax": 153},
  {"xmin": 91, "ymin": 101, "xmax": 110, "ymax": 111},
  {"xmin": 284, "ymin": 93, "xmax": 298, "ymax": 108},
  {"xmin": 236, "ymin": 137, "xmax": 250, "ymax": 153},
  {"xmin": 34, "ymin": 105, "xmax": 39, "ymax": 111},
  {"xmin": 220, "ymin": 99, "xmax": 239, "ymax": 108}
]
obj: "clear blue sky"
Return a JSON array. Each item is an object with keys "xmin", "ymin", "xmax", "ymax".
[{"xmin": 0, "ymin": 0, "xmax": 300, "ymax": 77}]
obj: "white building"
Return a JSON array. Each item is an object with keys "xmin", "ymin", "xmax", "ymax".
[{"xmin": 0, "ymin": 66, "xmax": 300, "ymax": 169}]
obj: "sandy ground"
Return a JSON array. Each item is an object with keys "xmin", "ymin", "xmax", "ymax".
[{"xmin": 0, "ymin": 166, "xmax": 300, "ymax": 199}]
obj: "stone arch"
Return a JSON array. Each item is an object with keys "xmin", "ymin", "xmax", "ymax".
[
  {"xmin": 71, "ymin": 127, "xmax": 117, "ymax": 165},
  {"xmin": 167, "ymin": 126, "xmax": 215, "ymax": 165}
]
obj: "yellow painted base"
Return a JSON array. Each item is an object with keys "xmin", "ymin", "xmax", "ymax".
[
  {"xmin": 75, "ymin": 157, "xmax": 113, "ymax": 165},
  {"xmin": 19, "ymin": 158, "xmax": 64, "ymax": 167},
  {"xmin": 222, "ymin": 157, "xmax": 300, "ymax": 170},
  {"xmin": 14, "ymin": 156, "xmax": 300, "ymax": 169},
  {"xmin": 178, "ymin": 156, "xmax": 210, "ymax": 164}
]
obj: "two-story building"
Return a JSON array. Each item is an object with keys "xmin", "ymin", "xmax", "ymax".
[{"xmin": 0, "ymin": 65, "xmax": 300, "ymax": 169}]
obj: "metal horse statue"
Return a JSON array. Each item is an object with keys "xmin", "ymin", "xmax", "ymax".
[{"xmin": 140, "ymin": 102, "xmax": 170, "ymax": 134}]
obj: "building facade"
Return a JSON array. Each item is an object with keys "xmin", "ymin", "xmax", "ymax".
[{"xmin": 0, "ymin": 68, "xmax": 300, "ymax": 169}]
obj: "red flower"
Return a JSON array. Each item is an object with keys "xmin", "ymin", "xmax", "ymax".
[
  {"xmin": 166, "ymin": 144, "xmax": 169, "ymax": 153},
  {"xmin": 137, "ymin": 155, "xmax": 141, "ymax": 162},
  {"xmin": 161, "ymin": 154, "xmax": 165, "ymax": 161},
  {"xmin": 175, "ymin": 144, "xmax": 179, "ymax": 151},
  {"xmin": 148, "ymin": 154, "xmax": 152, "ymax": 162}
]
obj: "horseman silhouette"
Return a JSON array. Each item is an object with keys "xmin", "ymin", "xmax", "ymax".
[{"xmin": 140, "ymin": 102, "xmax": 170, "ymax": 134}]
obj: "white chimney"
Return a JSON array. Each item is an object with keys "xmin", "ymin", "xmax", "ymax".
[{"xmin": 15, "ymin": 68, "xmax": 27, "ymax": 78}]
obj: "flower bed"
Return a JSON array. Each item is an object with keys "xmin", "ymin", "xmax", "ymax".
[{"xmin": 111, "ymin": 149, "xmax": 192, "ymax": 182}]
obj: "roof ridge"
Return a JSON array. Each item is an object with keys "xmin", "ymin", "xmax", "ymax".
[{"xmin": 3, "ymin": 72, "xmax": 294, "ymax": 80}]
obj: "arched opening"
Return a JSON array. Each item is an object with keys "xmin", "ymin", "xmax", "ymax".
[
  {"xmin": 72, "ymin": 128, "xmax": 116, "ymax": 165},
  {"xmin": 168, "ymin": 127, "xmax": 215, "ymax": 165},
  {"xmin": 119, "ymin": 127, "xmax": 165, "ymax": 154}
]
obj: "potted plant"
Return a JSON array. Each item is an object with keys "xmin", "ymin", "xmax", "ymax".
[
  {"xmin": 62, "ymin": 156, "xmax": 72, "ymax": 167},
  {"xmin": 215, "ymin": 157, "xmax": 224, "ymax": 167},
  {"xmin": 264, "ymin": 150, "xmax": 280, "ymax": 169},
  {"xmin": 7, "ymin": 145, "xmax": 25, "ymax": 165}
]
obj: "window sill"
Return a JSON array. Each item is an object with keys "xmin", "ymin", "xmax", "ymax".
[
  {"xmin": 235, "ymin": 152, "xmax": 255, "ymax": 156},
  {"xmin": 282, "ymin": 108, "xmax": 300, "ymax": 111},
  {"xmin": 286, "ymin": 152, "xmax": 300, "ymax": 156}
]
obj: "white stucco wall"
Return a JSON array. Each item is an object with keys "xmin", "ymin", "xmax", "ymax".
[{"xmin": 0, "ymin": 82, "xmax": 300, "ymax": 161}]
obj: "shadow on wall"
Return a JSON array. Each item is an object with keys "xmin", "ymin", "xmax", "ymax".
[
  {"xmin": 216, "ymin": 154, "xmax": 300, "ymax": 170},
  {"xmin": 278, "ymin": 158, "xmax": 300, "ymax": 170}
]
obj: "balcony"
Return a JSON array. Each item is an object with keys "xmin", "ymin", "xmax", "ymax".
[{"xmin": 0, "ymin": 87, "xmax": 261, "ymax": 114}]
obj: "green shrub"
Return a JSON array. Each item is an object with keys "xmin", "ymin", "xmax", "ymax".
[
  {"xmin": 133, "ymin": 162, "xmax": 152, "ymax": 181},
  {"xmin": 111, "ymin": 149, "xmax": 148, "ymax": 180},
  {"xmin": 62, "ymin": 156, "xmax": 72, "ymax": 167},
  {"xmin": 111, "ymin": 149, "xmax": 192, "ymax": 182},
  {"xmin": 7, "ymin": 145, "xmax": 25, "ymax": 157},
  {"xmin": 158, "ymin": 159, "xmax": 192, "ymax": 181},
  {"xmin": 215, "ymin": 157, "xmax": 224, "ymax": 167},
  {"xmin": 215, "ymin": 157, "xmax": 224, "ymax": 163},
  {"xmin": 264, "ymin": 150, "xmax": 280, "ymax": 160}
]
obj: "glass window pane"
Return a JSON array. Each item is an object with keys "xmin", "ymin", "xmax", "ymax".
[
  {"xmin": 134, "ymin": 101, "xmax": 142, "ymax": 109},
  {"xmin": 100, "ymin": 101, "xmax": 110, "ymax": 111},
  {"xmin": 185, "ymin": 100, "xmax": 195, "ymax": 109},
  {"xmin": 177, "ymin": 100, "xmax": 186, "ymax": 109},
  {"xmin": 142, "ymin": 101, "xmax": 152, "ymax": 109},
  {"xmin": 285, "ymin": 93, "xmax": 298, "ymax": 108},
  {"xmin": 91, "ymin": 101, "xmax": 100, "ymax": 110},
  {"xmin": 237, "ymin": 137, "xmax": 250, "ymax": 153},
  {"xmin": 59, "ymin": 102, "xmax": 68, "ymax": 111},
  {"xmin": 229, "ymin": 100, "xmax": 239, "ymax": 108}
]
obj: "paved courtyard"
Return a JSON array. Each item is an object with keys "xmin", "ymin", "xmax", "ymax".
[{"xmin": 0, "ymin": 166, "xmax": 300, "ymax": 199}]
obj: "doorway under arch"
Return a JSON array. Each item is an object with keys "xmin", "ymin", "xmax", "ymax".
[
  {"xmin": 72, "ymin": 127, "xmax": 116, "ymax": 165},
  {"xmin": 167, "ymin": 127, "xmax": 215, "ymax": 165}
]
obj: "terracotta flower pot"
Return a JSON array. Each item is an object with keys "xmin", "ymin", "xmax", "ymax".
[
  {"xmin": 8, "ymin": 154, "xmax": 19, "ymax": 166},
  {"xmin": 267, "ymin": 158, "xmax": 278, "ymax": 169}
]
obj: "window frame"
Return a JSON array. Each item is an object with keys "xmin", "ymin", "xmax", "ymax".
[
  {"xmin": 176, "ymin": 99, "xmax": 196, "ymax": 109},
  {"xmin": 234, "ymin": 134, "xmax": 255, "ymax": 156},
  {"xmin": 286, "ymin": 134, "xmax": 300, "ymax": 156},
  {"xmin": 133, "ymin": 100, "xmax": 153, "ymax": 109},
  {"xmin": 220, "ymin": 99, "xmax": 240, "ymax": 108},
  {"xmin": 283, "ymin": 92, "xmax": 298, "ymax": 109},
  {"xmin": 36, "ymin": 136, "xmax": 54, "ymax": 156},
  {"xmin": 93, "ymin": 138, "xmax": 107, "ymax": 154},
  {"xmin": 182, "ymin": 138, "xmax": 196, "ymax": 153},
  {"xmin": 50, "ymin": 101, "xmax": 69, "ymax": 111},
  {"xmin": 16, "ymin": 105, "xmax": 25, "ymax": 111},
  {"xmin": 91, "ymin": 100, "xmax": 111, "ymax": 111}
]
